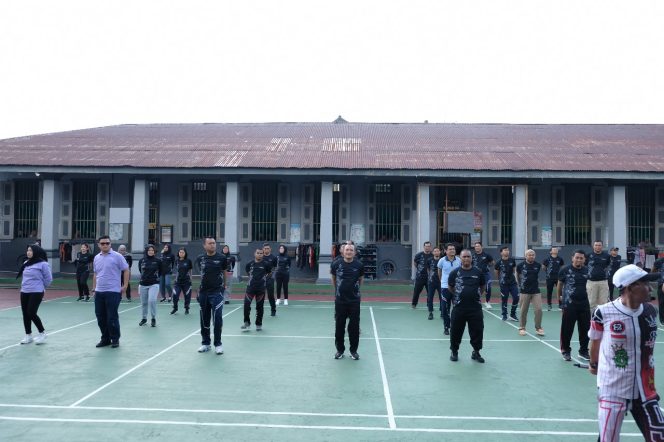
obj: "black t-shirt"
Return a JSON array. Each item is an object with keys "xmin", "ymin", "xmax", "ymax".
[
  {"xmin": 197, "ymin": 253, "xmax": 228, "ymax": 293},
  {"xmin": 587, "ymin": 251, "xmax": 611, "ymax": 281},
  {"xmin": 429, "ymin": 256, "xmax": 441, "ymax": 284},
  {"xmin": 263, "ymin": 254, "xmax": 278, "ymax": 281},
  {"xmin": 139, "ymin": 256, "xmax": 161, "ymax": 286},
  {"xmin": 608, "ymin": 254, "xmax": 622, "ymax": 277},
  {"xmin": 330, "ymin": 258, "xmax": 364, "ymax": 303},
  {"xmin": 123, "ymin": 254, "xmax": 133, "ymax": 269},
  {"xmin": 413, "ymin": 252, "xmax": 433, "ymax": 280},
  {"xmin": 542, "ymin": 255, "xmax": 564, "ymax": 281},
  {"xmin": 159, "ymin": 252, "xmax": 176, "ymax": 275},
  {"xmin": 245, "ymin": 260, "xmax": 272, "ymax": 292},
  {"xmin": 448, "ymin": 266, "xmax": 485, "ymax": 308},
  {"xmin": 495, "ymin": 258, "xmax": 517, "ymax": 285},
  {"xmin": 75, "ymin": 252, "xmax": 93, "ymax": 274},
  {"xmin": 516, "ymin": 261, "xmax": 541, "ymax": 294},
  {"xmin": 276, "ymin": 255, "xmax": 291, "ymax": 275},
  {"xmin": 174, "ymin": 258, "xmax": 193, "ymax": 284},
  {"xmin": 558, "ymin": 265, "xmax": 589, "ymax": 308},
  {"xmin": 472, "ymin": 251, "xmax": 494, "ymax": 273}
]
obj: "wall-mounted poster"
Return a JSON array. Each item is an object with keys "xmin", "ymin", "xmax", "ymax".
[
  {"xmin": 109, "ymin": 223, "xmax": 123, "ymax": 241},
  {"xmin": 541, "ymin": 226, "xmax": 552, "ymax": 247},
  {"xmin": 350, "ymin": 224, "xmax": 365, "ymax": 245},
  {"xmin": 161, "ymin": 225, "xmax": 173, "ymax": 243},
  {"xmin": 290, "ymin": 224, "xmax": 301, "ymax": 243}
]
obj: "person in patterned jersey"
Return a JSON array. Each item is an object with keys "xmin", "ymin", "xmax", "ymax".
[{"xmin": 412, "ymin": 241, "xmax": 433, "ymax": 310}]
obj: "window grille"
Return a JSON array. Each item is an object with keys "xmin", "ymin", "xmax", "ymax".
[
  {"xmin": 313, "ymin": 183, "xmax": 321, "ymax": 242},
  {"xmin": 148, "ymin": 181, "xmax": 159, "ymax": 244},
  {"xmin": 192, "ymin": 181, "xmax": 217, "ymax": 240},
  {"xmin": 73, "ymin": 181, "xmax": 97, "ymax": 239},
  {"xmin": 252, "ymin": 182, "xmax": 277, "ymax": 242},
  {"xmin": 14, "ymin": 180, "xmax": 39, "ymax": 238},
  {"xmin": 627, "ymin": 184, "xmax": 654, "ymax": 247},
  {"xmin": 564, "ymin": 184, "xmax": 591, "ymax": 245},
  {"xmin": 332, "ymin": 187, "xmax": 340, "ymax": 243},
  {"xmin": 500, "ymin": 186, "xmax": 513, "ymax": 244},
  {"xmin": 375, "ymin": 183, "xmax": 401, "ymax": 242}
]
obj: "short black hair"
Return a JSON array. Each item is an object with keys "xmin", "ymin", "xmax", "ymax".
[
  {"xmin": 423, "ymin": 241, "xmax": 431, "ymax": 246},
  {"xmin": 203, "ymin": 236, "xmax": 215, "ymax": 243},
  {"xmin": 98, "ymin": 235, "xmax": 110, "ymax": 242},
  {"xmin": 445, "ymin": 243, "xmax": 455, "ymax": 250},
  {"xmin": 500, "ymin": 246, "xmax": 509, "ymax": 252},
  {"xmin": 263, "ymin": 242, "xmax": 271, "ymax": 248},
  {"xmin": 474, "ymin": 241, "xmax": 482, "ymax": 247},
  {"xmin": 573, "ymin": 249, "xmax": 586, "ymax": 256}
]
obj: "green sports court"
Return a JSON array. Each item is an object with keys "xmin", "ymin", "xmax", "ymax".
[{"xmin": 1, "ymin": 281, "xmax": 658, "ymax": 441}]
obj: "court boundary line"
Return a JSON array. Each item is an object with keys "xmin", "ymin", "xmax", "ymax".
[
  {"xmin": 69, "ymin": 306, "xmax": 241, "ymax": 407},
  {"xmin": 369, "ymin": 306, "xmax": 396, "ymax": 429}
]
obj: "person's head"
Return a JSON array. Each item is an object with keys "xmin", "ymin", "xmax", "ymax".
[
  {"xmin": 610, "ymin": 247, "xmax": 619, "ymax": 257},
  {"xmin": 525, "ymin": 249, "xmax": 536, "ymax": 263},
  {"xmin": 203, "ymin": 236, "xmax": 216, "ymax": 255},
  {"xmin": 343, "ymin": 244, "xmax": 356, "ymax": 261},
  {"xmin": 500, "ymin": 246, "xmax": 510, "ymax": 259},
  {"xmin": 432, "ymin": 247, "xmax": 441, "ymax": 258},
  {"xmin": 474, "ymin": 242, "xmax": 483, "ymax": 254},
  {"xmin": 178, "ymin": 247, "xmax": 187, "ymax": 259},
  {"xmin": 614, "ymin": 264, "xmax": 660, "ymax": 305},
  {"xmin": 263, "ymin": 243, "xmax": 271, "ymax": 255},
  {"xmin": 98, "ymin": 235, "xmax": 111, "ymax": 253},
  {"xmin": 254, "ymin": 248, "xmax": 264, "ymax": 261},
  {"xmin": 162, "ymin": 243, "xmax": 171, "ymax": 254},
  {"xmin": 81, "ymin": 243, "xmax": 90, "ymax": 254},
  {"xmin": 445, "ymin": 243, "xmax": 456, "ymax": 258},
  {"xmin": 26, "ymin": 245, "xmax": 35, "ymax": 259},
  {"xmin": 593, "ymin": 240, "xmax": 603, "ymax": 254},
  {"xmin": 550, "ymin": 246, "xmax": 559, "ymax": 257},
  {"xmin": 279, "ymin": 244, "xmax": 287, "ymax": 255},
  {"xmin": 459, "ymin": 249, "xmax": 473, "ymax": 268},
  {"xmin": 423, "ymin": 241, "xmax": 432, "ymax": 253},
  {"xmin": 572, "ymin": 249, "xmax": 586, "ymax": 268},
  {"xmin": 222, "ymin": 245, "xmax": 230, "ymax": 255},
  {"xmin": 145, "ymin": 244, "xmax": 156, "ymax": 257}
]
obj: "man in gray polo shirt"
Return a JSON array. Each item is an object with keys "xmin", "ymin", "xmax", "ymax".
[{"xmin": 92, "ymin": 235, "xmax": 129, "ymax": 348}]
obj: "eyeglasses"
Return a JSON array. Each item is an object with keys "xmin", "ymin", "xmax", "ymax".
[{"xmin": 99, "ymin": 242, "xmax": 111, "ymax": 245}]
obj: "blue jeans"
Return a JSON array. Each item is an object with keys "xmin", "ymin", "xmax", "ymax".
[
  {"xmin": 500, "ymin": 283, "xmax": 520, "ymax": 318},
  {"xmin": 198, "ymin": 291, "xmax": 224, "ymax": 346},
  {"xmin": 160, "ymin": 274, "xmax": 172, "ymax": 299},
  {"xmin": 95, "ymin": 291, "xmax": 122, "ymax": 343}
]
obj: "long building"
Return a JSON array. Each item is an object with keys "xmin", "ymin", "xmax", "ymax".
[{"xmin": 1, "ymin": 120, "xmax": 663, "ymax": 280}]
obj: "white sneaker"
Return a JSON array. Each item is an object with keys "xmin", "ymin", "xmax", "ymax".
[
  {"xmin": 20, "ymin": 334, "xmax": 33, "ymax": 344},
  {"xmin": 276, "ymin": 299, "xmax": 282, "ymax": 306},
  {"xmin": 215, "ymin": 345, "xmax": 224, "ymax": 355},
  {"xmin": 284, "ymin": 300, "xmax": 288, "ymax": 306},
  {"xmin": 34, "ymin": 332, "xmax": 47, "ymax": 345},
  {"xmin": 198, "ymin": 345, "xmax": 211, "ymax": 353},
  {"xmin": 484, "ymin": 302, "xmax": 492, "ymax": 309}
]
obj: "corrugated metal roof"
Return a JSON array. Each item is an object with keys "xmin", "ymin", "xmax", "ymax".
[{"xmin": 1, "ymin": 122, "xmax": 664, "ymax": 172}]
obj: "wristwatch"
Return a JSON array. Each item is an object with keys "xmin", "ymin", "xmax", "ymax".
[{"xmin": 590, "ymin": 362, "xmax": 598, "ymax": 369}]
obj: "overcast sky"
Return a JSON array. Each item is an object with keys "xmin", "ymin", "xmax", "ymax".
[{"xmin": 1, "ymin": 0, "xmax": 663, "ymax": 140}]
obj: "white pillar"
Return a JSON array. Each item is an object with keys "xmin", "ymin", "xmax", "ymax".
[
  {"xmin": 225, "ymin": 182, "xmax": 239, "ymax": 279},
  {"xmin": 416, "ymin": 183, "xmax": 431, "ymax": 279},
  {"xmin": 513, "ymin": 185, "xmax": 528, "ymax": 259},
  {"xmin": 40, "ymin": 179, "xmax": 61, "ymax": 273},
  {"xmin": 317, "ymin": 181, "xmax": 333, "ymax": 283},
  {"xmin": 608, "ymin": 186, "xmax": 627, "ymax": 253},
  {"xmin": 131, "ymin": 179, "xmax": 148, "ymax": 277}
]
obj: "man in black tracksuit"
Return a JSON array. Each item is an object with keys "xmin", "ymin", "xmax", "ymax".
[
  {"xmin": 426, "ymin": 247, "xmax": 442, "ymax": 320},
  {"xmin": 242, "ymin": 249, "xmax": 272, "ymax": 331},
  {"xmin": 557, "ymin": 249, "xmax": 590, "ymax": 362},
  {"xmin": 448, "ymin": 249, "xmax": 486, "ymax": 363},
  {"xmin": 331, "ymin": 243, "xmax": 364, "ymax": 360},
  {"xmin": 262, "ymin": 243, "xmax": 278, "ymax": 316},
  {"xmin": 542, "ymin": 247, "xmax": 564, "ymax": 310},
  {"xmin": 411, "ymin": 241, "xmax": 433, "ymax": 310}
]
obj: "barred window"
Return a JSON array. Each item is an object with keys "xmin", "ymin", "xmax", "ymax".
[
  {"xmin": 627, "ymin": 184, "xmax": 654, "ymax": 246},
  {"xmin": 375, "ymin": 184, "xmax": 401, "ymax": 242},
  {"xmin": 192, "ymin": 181, "xmax": 217, "ymax": 240},
  {"xmin": 14, "ymin": 180, "xmax": 39, "ymax": 238},
  {"xmin": 437, "ymin": 186, "xmax": 466, "ymax": 211},
  {"xmin": 500, "ymin": 186, "xmax": 513, "ymax": 244},
  {"xmin": 73, "ymin": 181, "xmax": 97, "ymax": 239},
  {"xmin": 252, "ymin": 182, "xmax": 277, "ymax": 242},
  {"xmin": 332, "ymin": 184, "xmax": 340, "ymax": 243},
  {"xmin": 148, "ymin": 181, "xmax": 159, "ymax": 244},
  {"xmin": 313, "ymin": 183, "xmax": 321, "ymax": 242},
  {"xmin": 565, "ymin": 184, "xmax": 591, "ymax": 245}
]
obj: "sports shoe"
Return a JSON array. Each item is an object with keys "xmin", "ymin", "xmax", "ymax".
[
  {"xmin": 271, "ymin": 311, "xmax": 276, "ymax": 317},
  {"xmin": 350, "ymin": 352, "xmax": 360, "ymax": 360},
  {"xmin": 428, "ymin": 312, "xmax": 434, "ymax": 320},
  {"xmin": 34, "ymin": 332, "xmax": 47, "ymax": 345},
  {"xmin": 450, "ymin": 351, "xmax": 458, "ymax": 362},
  {"xmin": 20, "ymin": 334, "xmax": 33, "ymax": 344},
  {"xmin": 334, "ymin": 351, "xmax": 344, "ymax": 359},
  {"xmin": 508, "ymin": 315, "xmax": 518, "ymax": 322},
  {"xmin": 502, "ymin": 315, "xmax": 507, "ymax": 321},
  {"xmin": 578, "ymin": 350, "xmax": 590, "ymax": 360},
  {"xmin": 535, "ymin": 328, "xmax": 545, "ymax": 336},
  {"xmin": 85, "ymin": 297, "xmax": 90, "ymax": 302},
  {"xmin": 170, "ymin": 308, "xmax": 177, "ymax": 315},
  {"xmin": 96, "ymin": 341, "xmax": 111, "ymax": 348},
  {"xmin": 111, "ymin": 342, "xmax": 120, "ymax": 348},
  {"xmin": 77, "ymin": 296, "xmax": 84, "ymax": 301},
  {"xmin": 151, "ymin": 318, "xmax": 156, "ymax": 327},
  {"xmin": 215, "ymin": 345, "xmax": 224, "ymax": 355},
  {"xmin": 562, "ymin": 352, "xmax": 571, "ymax": 361},
  {"xmin": 185, "ymin": 307, "xmax": 189, "ymax": 314},
  {"xmin": 276, "ymin": 299, "xmax": 281, "ymax": 306},
  {"xmin": 518, "ymin": 328, "xmax": 526, "ymax": 336},
  {"xmin": 484, "ymin": 302, "xmax": 492, "ymax": 309},
  {"xmin": 444, "ymin": 327, "xmax": 450, "ymax": 336},
  {"xmin": 160, "ymin": 298, "xmax": 166, "ymax": 303},
  {"xmin": 198, "ymin": 345, "xmax": 211, "ymax": 353},
  {"xmin": 547, "ymin": 304, "xmax": 552, "ymax": 311},
  {"xmin": 139, "ymin": 318, "xmax": 147, "ymax": 326},
  {"xmin": 284, "ymin": 300, "xmax": 288, "ymax": 306},
  {"xmin": 411, "ymin": 304, "xmax": 417, "ymax": 309},
  {"xmin": 471, "ymin": 351, "xmax": 485, "ymax": 363},
  {"xmin": 256, "ymin": 325, "xmax": 262, "ymax": 331},
  {"xmin": 241, "ymin": 322, "xmax": 251, "ymax": 331},
  {"xmin": 167, "ymin": 297, "xmax": 172, "ymax": 302}
]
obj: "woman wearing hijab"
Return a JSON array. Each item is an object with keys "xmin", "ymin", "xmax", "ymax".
[
  {"xmin": 17, "ymin": 244, "xmax": 53, "ymax": 344},
  {"xmin": 138, "ymin": 244, "xmax": 161, "ymax": 327},
  {"xmin": 74, "ymin": 243, "xmax": 93, "ymax": 301},
  {"xmin": 159, "ymin": 243, "xmax": 176, "ymax": 303},
  {"xmin": 275, "ymin": 244, "xmax": 291, "ymax": 306},
  {"xmin": 171, "ymin": 247, "xmax": 193, "ymax": 315}
]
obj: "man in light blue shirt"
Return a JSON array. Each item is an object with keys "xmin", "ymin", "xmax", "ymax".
[{"xmin": 437, "ymin": 243, "xmax": 461, "ymax": 336}]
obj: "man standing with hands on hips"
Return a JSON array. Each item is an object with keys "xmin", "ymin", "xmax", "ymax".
[
  {"xmin": 588, "ymin": 264, "xmax": 664, "ymax": 441},
  {"xmin": 92, "ymin": 236, "xmax": 129, "ymax": 348}
]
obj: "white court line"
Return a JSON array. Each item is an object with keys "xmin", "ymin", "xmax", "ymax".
[
  {"xmin": 369, "ymin": 306, "xmax": 396, "ymax": 430},
  {"xmin": 69, "ymin": 306, "xmax": 241, "ymax": 407},
  {"xmin": 221, "ymin": 333, "xmax": 556, "ymax": 343},
  {"xmin": 0, "ymin": 415, "xmax": 646, "ymax": 437},
  {"xmin": 0, "ymin": 304, "xmax": 141, "ymax": 352}
]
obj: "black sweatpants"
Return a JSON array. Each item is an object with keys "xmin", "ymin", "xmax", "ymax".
[
  {"xmin": 560, "ymin": 302, "xmax": 590, "ymax": 354},
  {"xmin": 21, "ymin": 292, "xmax": 45, "ymax": 334},
  {"xmin": 76, "ymin": 271, "xmax": 90, "ymax": 298},
  {"xmin": 172, "ymin": 282, "xmax": 192, "ymax": 310},
  {"xmin": 449, "ymin": 305, "xmax": 484, "ymax": 352},
  {"xmin": 335, "ymin": 301, "xmax": 360, "ymax": 353},
  {"xmin": 658, "ymin": 285, "xmax": 664, "ymax": 324},
  {"xmin": 244, "ymin": 289, "xmax": 265, "ymax": 326},
  {"xmin": 411, "ymin": 277, "xmax": 428, "ymax": 307},
  {"xmin": 265, "ymin": 277, "xmax": 276, "ymax": 313},
  {"xmin": 276, "ymin": 273, "xmax": 290, "ymax": 300},
  {"xmin": 546, "ymin": 279, "xmax": 557, "ymax": 306}
]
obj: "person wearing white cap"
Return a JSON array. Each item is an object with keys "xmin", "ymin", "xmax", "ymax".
[{"xmin": 588, "ymin": 264, "xmax": 664, "ymax": 441}]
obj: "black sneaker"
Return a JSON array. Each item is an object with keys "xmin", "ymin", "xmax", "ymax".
[
  {"xmin": 471, "ymin": 351, "xmax": 485, "ymax": 363},
  {"xmin": 444, "ymin": 327, "xmax": 450, "ymax": 336},
  {"xmin": 271, "ymin": 311, "xmax": 276, "ymax": 317},
  {"xmin": 85, "ymin": 297, "xmax": 90, "ymax": 302},
  {"xmin": 450, "ymin": 351, "xmax": 458, "ymax": 362},
  {"xmin": 127, "ymin": 298, "xmax": 132, "ymax": 302},
  {"xmin": 224, "ymin": 300, "xmax": 230, "ymax": 304},
  {"xmin": 159, "ymin": 298, "xmax": 166, "ymax": 303},
  {"xmin": 350, "ymin": 352, "xmax": 360, "ymax": 360},
  {"xmin": 170, "ymin": 308, "xmax": 177, "ymax": 315},
  {"xmin": 139, "ymin": 318, "xmax": 147, "ymax": 326},
  {"xmin": 96, "ymin": 341, "xmax": 111, "ymax": 348},
  {"xmin": 508, "ymin": 315, "xmax": 518, "ymax": 322},
  {"xmin": 428, "ymin": 312, "xmax": 434, "ymax": 320},
  {"xmin": 334, "ymin": 351, "xmax": 344, "ymax": 359},
  {"xmin": 111, "ymin": 342, "xmax": 119, "ymax": 348},
  {"xmin": 547, "ymin": 304, "xmax": 552, "ymax": 311},
  {"xmin": 562, "ymin": 352, "xmax": 572, "ymax": 361},
  {"xmin": 578, "ymin": 350, "xmax": 590, "ymax": 360},
  {"xmin": 502, "ymin": 315, "xmax": 507, "ymax": 321},
  {"xmin": 77, "ymin": 296, "xmax": 84, "ymax": 301},
  {"xmin": 151, "ymin": 318, "xmax": 156, "ymax": 327},
  {"xmin": 185, "ymin": 308, "xmax": 189, "ymax": 315}
]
